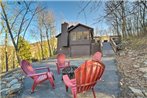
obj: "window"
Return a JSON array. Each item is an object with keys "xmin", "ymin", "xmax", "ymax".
[
  {"xmin": 71, "ymin": 31, "xmax": 90, "ymax": 41},
  {"xmin": 76, "ymin": 32, "xmax": 83, "ymax": 40},
  {"xmin": 83, "ymin": 31, "xmax": 89, "ymax": 40},
  {"xmin": 71, "ymin": 32, "xmax": 76, "ymax": 41}
]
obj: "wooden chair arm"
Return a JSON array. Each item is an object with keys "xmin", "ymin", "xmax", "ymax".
[
  {"xmin": 27, "ymin": 72, "xmax": 47, "ymax": 77},
  {"xmin": 34, "ymin": 67, "xmax": 50, "ymax": 72},
  {"xmin": 65, "ymin": 60, "xmax": 70, "ymax": 66},
  {"xmin": 63, "ymin": 75, "xmax": 76, "ymax": 87}
]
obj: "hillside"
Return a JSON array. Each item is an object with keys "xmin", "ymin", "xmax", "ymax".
[
  {"xmin": 0, "ymin": 39, "xmax": 57, "ymax": 73},
  {"xmin": 116, "ymin": 35, "xmax": 147, "ymax": 98}
]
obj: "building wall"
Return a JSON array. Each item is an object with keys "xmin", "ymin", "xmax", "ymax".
[
  {"xmin": 91, "ymin": 42, "xmax": 101, "ymax": 55},
  {"xmin": 57, "ymin": 35, "xmax": 69, "ymax": 56},
  {"xmin": 57, "ymin": 35, "xmax": 61, "ymax": 53},
  {"xmin": 70, "ymin": 45, "xmax": 90, "ymax": 57},
  {"xmin": 69, "ymin": 25, "xmax": 92, "ymax": 56},
  {"xmin": 69, "ymin": 25, "xmax": 92, "ymax": 44}
]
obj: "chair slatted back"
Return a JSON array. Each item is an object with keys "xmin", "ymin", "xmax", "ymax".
[
  {"xmin": 20, "ymin": 60, "xmax": 37, "ymax": 79},
  {"xmin": 74, "ymin": 60, "xmax": 105, "ymax": 93},
  {"xmin": 57, "ymin": 53, "xmax": 66, "ymax": 65},
  {"xmin": 92, "ymin": 51, "xmax": 102, "ymax": 61}
]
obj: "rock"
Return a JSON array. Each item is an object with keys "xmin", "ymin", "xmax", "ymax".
[
  {"xmin": 143, "ymin": 73, "xmax": 147, "ymax": 79},
  {"xmin": 7, "ymin": 79, "xmax": 18, "ymax": 87},
  {"xmin": 143, "ymin": 61, "xmax": 147, "ymax": 65},
  {"xmin": 131, "ymin": 58, "xmax": 135, "ymax": 60},
  {"xmin": 129, "ymin": 87, "xmax": 144, "ymax": 97},
  {"xmin": 137, "ymin": 96, "xmax": 144, "ymax": 98},
  {"xmin": 13, "ymin": 73, "xmax": 24, "ymax": 81},
  {"xmin": 6, "ymin": 74, "xmax": 13, "ymax": 78},
  {"xmin": 133, "ymin": 64, "xmax": 140, "ymax": 68},
  {"xmin": 1, "ymin": 80, "xmax": 7, "ymax": 84},
  {"xmin": 1, "ymin": 69, "xmax": 25, "ymax": 97},
  {"xmin": 139, "ymin": 67, "xmax": 147, "ymax": 73},
  {"xmin": 118, "ymin": 51, "xmax": 125, "ymax": 56},
  {"xmin": 143, "ymin": 92, "xmax": 147, "ymax": 97},
  {"xmin": 142, "ymin": 90, "xmax": 147, "ymax": 97},
  {"xmin": 22, "ymin": 75, "xmax": 25, "ymax": 79},
  {"xmin": 117, "ymin": 44, "xmax": 123, "ymax": 50},
  {"xmin": 13, "ymin": 73, "xmax": 21, "ymax": 78},
  {"xmin": 1, "ymin": 83, "xmax": 6, "ymax": 89},
  {"xmin": 128, "ymin": 51, "xmax": 133, "ymax": 55},
  {"xmin": 9, "ymin": 83, "xmax": 22, "ymax": 94},
  {"xmin": 0, "ymin": 88, "xmax": 10, "ymax": 96},
  {"xmin": 143, "ymin": 61, "xmax": 147, "ymax": 67},
  {"xmin": 3, "ymin": 77, "xmax": 15, "ymax": 82}
]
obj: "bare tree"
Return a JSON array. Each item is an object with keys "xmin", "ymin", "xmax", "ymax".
[
  {"xmin": 79, "ymin": 1, "xmax": 147, "ymax": 38},
  {"xmin": 1, "ymin": 19, "xmax": 8, "ymax": 72},
  {"xmin": 43, "ymin": 10, "xmax": 55, "ymax": 57},
  {"xmin": 1, "ymin": 2, "xmax": 44, "ymax": 63},
  {"xmin": 37, "ymin": 8, "xmax": 56, "ymax": 57},
  {"xmin": 36, "ymin": 9, "xmax": 46, "ymax": 60}
]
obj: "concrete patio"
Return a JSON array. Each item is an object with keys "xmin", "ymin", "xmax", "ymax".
[{"xmin": 19, "ymin": 42, "xmax": 120, "ymax": 98}]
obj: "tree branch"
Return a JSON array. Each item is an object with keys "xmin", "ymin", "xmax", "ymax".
[
  {"xmin": 10, "ymin": 9, "xmax": 24, "ymax": 30},
  {"xmin": 0, "ymin": 2, "xmax": 18, "ymax": 50},
  {"xmin": 78, "ymin": 1, "xmax": 91, "ymax": 15},
  {"xmin": 22, "ymin": 6, "xmax": 46, "ymax": 39},
  {"xmin": 91, "ymin": 1, "xmax": 123, "ymax": 25},
  {"xmin": 16, "ymin": 2, "xmax": 30, "ymax": 46}
]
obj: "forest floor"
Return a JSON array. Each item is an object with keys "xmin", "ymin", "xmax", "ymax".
[{"xmin": 116, "ymin": 35, "xmax": 147, "ymax": 98}]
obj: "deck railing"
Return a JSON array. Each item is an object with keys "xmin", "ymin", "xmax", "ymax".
[{"xmin": 110, "ymin": 37, "xmax": 118, "ymax": 53}]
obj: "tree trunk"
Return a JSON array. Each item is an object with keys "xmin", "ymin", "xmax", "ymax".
[
  {"xmin": 46, "ymin": 29, "xmax": 52, "ymax": 57},
  {"xmin": 142, "ymin": 4, "xmax": 146, "ymax": 35},
  {"xmin": 5, "ymin": 36, "xmax": 8, "ymax": 72},
  {"xmin": 1, "ymin": 2, "xmax": 21, "ymax": 63},
  {"xmin": 121, "ymin": 1, "xmax": 127, "ymax": 38},
  {"xmin": 37, "ymin": 43, "xmax": 41, "ymax": 60},
  {"xmin": 116, "ymin": 17, "xmax": 120, "ymax": 36},
  {"xmin": 13, "ymin": 50, "xmax": 15, "ymax": 69},
  {"xmin": 3, "ymin": 12, "xmax": 9, "ymax": 72},
  {"xmin": 39, "ymin": 29, "xmax": 44, "ymax": 59}
]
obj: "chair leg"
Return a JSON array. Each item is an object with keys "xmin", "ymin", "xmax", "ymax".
[
  {"xmin": 49, "ymin": 77, "xmax": 55, "ymax": 89},
  {"xmin": 92, "ymin": 88, "xmax": 96, "ymax": 98},
  {"xmin": 73, "ymin": 93, "xmax": 77, "ymax": 98},
  {"xmin": 57, "ymin": 67, "xmax": 60, "ymax": 74},
  {"xmin": 65, "ymin": 85, "xmax": 68, "ymax": 92},
  {"xmin": 52, "ymin": 74, "xmax": 55, "ymax": 80},
  {"xmin": 51, "ymin": 73, "xmax": 55, "ymax": 80},
  {"xmin": 71, "ymin": 88, "xmax": 77, "ymax": 98},
  {"xmin": 31, "ymin": 82, "xmax": 37, "ymax": 93}
]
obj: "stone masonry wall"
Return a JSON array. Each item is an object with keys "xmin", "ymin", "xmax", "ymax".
[{"xmin": 0, "ymin": 68, "xmax": 25, "ymax": 98}]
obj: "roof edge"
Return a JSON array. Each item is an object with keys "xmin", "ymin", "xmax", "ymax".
[{"xmin": 55, "ymin": 33, "xmax": 61, "ymax": 38}]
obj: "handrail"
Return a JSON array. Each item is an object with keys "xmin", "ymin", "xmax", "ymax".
[{"xmin": 110, "ymin": 37, "xmax": 118, "ymax": 53}]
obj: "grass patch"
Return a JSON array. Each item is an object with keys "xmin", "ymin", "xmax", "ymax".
[{"xmin": 124, "ymin": 35, "xmax": 147, "ymax": 50}]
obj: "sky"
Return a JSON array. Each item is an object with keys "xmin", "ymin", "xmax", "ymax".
[
  {"xmin": 37, "ymin": 1, "xmax": 108, "ymax": 33},
  {"xmin": 0, "ymin": 1, "xmax": 109, "ymax": 45}
]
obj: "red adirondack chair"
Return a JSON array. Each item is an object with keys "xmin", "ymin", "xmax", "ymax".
[
  {"xmin": 56, "ymin": 53, "xmax": 70, "ymax": 74},
  {"xmin": 92, "ymin": 51, "xmax": 102, "ymax": 61},
  {"xmin": 20, "ymin": 60, "xmax": 55, "ymax": 93},
  {"xmin": 63, "ymin": 60, "xmax": 105, "ymax": 98}
]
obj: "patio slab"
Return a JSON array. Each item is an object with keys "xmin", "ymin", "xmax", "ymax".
[{"xmin": 19, "ymin": 42, "xmax": 120, "ymax": 98}]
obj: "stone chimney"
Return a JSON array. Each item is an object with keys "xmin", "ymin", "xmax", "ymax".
[
  {"xmin": 61, "ymin": 22, "xmax": 69, "ymax": 34},
  {"xmin": 61, "ymin": 22, "xmax": 69, "ymax": 46}
]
